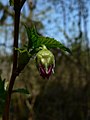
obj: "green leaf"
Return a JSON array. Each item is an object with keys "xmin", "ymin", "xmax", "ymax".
[
  {"xmin": 25, "ymin": 25, "xmax": 71, "ymax": 54},
  {"xmin": 25, "ymin": 24, "xmax": 38, "ymax": 49},
  {"xmin": 12, "ymin": 88, "xmax": 29, "ymax": 94},
  {"xmin": 36, "ymin": 36, "xmax": 71, "ymax": 53},
  {"xmin": 15, "ymin": 48, "xmax": 31, "ymax": 71}
]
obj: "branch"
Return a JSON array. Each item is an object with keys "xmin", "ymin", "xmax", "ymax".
[
  {"xmin": 20, "ymin": 0, "xmax": 26, "ymax": 10},
  {"xmin": 2, "ymin": 0, "xmax": 21, "ymax": 120},
  {"xmin": 2, "ymin": 0, "xmax": 27, "ymax": 119}
]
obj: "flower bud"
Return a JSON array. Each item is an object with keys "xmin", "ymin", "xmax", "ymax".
[{"xmin": 36, "ymin": 45, "xmax": 55, "ymax": 79}]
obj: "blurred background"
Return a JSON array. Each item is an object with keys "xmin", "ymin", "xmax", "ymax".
[{"xmin": 0, "ymin": 0, "xmax": 90, "ymax": 120}]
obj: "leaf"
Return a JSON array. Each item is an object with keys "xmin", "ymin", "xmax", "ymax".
[
  {"xmin": 25, "ymin": 25, "xmax": 71, "ymax": 54},
  {"xmin": 36, "ymin": 36, "xmax": 71, "ymax": 54},
  {"xmin": 25, "ymin": 24, "xmax": 38, "ymax": 49},
  {"xmin": 12, "ymin": 88, "xmax": 29, "ymax": 94},
  {"xmin": 15, "ymin": 48, "xmax": 31, "ymax": 71}
]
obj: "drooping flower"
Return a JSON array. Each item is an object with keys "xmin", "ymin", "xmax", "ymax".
[{"xmin": 36, "ymin": 45, "xmax": 55, "ymax": 79}]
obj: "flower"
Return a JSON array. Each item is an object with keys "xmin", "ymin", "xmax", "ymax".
[{"xmin": 36, "ymin": 45, "xmax": 55, "ymax": 79}]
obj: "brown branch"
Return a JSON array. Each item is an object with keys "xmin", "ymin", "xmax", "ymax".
[
  {"xmin": 20, "ymin": 0, "xmax": 26, "ymax": 10},
  {"xmin": 2, "ymin": 0, "xmax": 22, "ymax": 120}
]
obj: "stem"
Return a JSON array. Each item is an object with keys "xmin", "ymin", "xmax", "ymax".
[
  {"xmin": 20, "ymin": 0, "xmax": 27, "ymax": 9},
  {"xmin": 2, "ymin": 0, "xmax": 26, "ymax": 119},
  {"xmin": 2, "ymin": 1, "xmax": 20, "ymax": 120}
]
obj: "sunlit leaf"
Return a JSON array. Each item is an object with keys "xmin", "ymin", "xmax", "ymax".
[
  {"xmin": 25, "ymin": 25, "xmax": 71, "ymax": 54},
  {"xmin": 25, "ymin": 24, "xmax": 38, "ymax": 49}
]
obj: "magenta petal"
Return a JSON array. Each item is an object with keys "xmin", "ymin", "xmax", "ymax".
[
  {"xmin": 39, "ymin": 64, "xmax": 46, "ymax": 78},
  {"xmin": 40, "ymin": 66, "xmax": 45, "ymax": 75},
  {"xmin": 46, "ymin": 65, "xmax": 53, "ymax": 79},
  {"xmin": 48, "ymin": 65, "xmax": 53, "ymax": 74},
  {"xmin": 38, "ymin": 64, "xmax": 54, "ymax": 79}
]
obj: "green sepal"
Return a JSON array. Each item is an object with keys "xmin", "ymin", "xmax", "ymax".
[
  {"xmin": 36, "ymin": 45, "xmax": 55, "ymax": 65},
  {"xmin": 36, "ymin": 45, "xmax": 55, "ymax": 74}
]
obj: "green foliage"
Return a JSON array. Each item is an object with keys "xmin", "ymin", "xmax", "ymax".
[
  {"xmin": 15, "ymin": 24, "xmax": 71, "ymax": 73},
  {"xmin": 0, "ymin": 76, "xmax": 7, "ymax": 116},
  {"xmin": 15, "ymin": 48, "xmax": 31, "ymax": 71},
  {"xmin": 25, "ymin": 25, "xmax": 38, "ymax": 49},
  {"xmin": 25, "ymin": 25, "xmax": 71, "ymax": 54}
]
